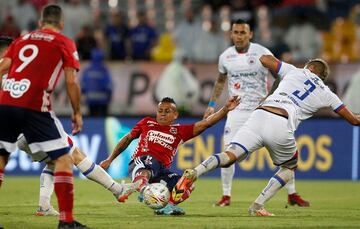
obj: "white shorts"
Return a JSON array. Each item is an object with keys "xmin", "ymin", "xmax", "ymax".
[
  {"xmin": 230, "ymin": 109, "xmax": 297, "ymax": 166},
  {"xmin": 17, "ymin": 134, "xmax": 75, "ymax": 163},
  {"xmin": 224, "ymin": 109, "xmax": 252, "ymax": 146}
]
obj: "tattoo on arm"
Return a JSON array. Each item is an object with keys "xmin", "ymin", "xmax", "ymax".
[{"xmin": 210, "ymin": 74, "xmax": 227, "ymax": 102}]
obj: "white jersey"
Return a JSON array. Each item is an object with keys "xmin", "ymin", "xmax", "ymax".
[
  {"xmin": 262, "ymin": 62, "xmax": 344, "ymax": 131},
  {"xmin": 218, "ymin": 42, "xmax": 272, "ymax": 111}
]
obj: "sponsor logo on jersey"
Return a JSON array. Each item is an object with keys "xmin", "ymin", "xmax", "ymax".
[
  {"xmin": 23, "ymin": 32, "xmax": 55, "ymax": 41},
  {"xmin": 226, "ymin": 54, "xmax": 237, "ymax": 59},
  {"xmin": 73, "ymin": 51, "xmax": 79, "ymax": 60},
  {"xmin": 234, "ymin": 82, "xmax": 241, "ymax": 90},
  {"xmin": 230, "ymin": 72, "xmax": 258, "ymax": 78},
  {"xmin": 147, "ymin": 130, "xmax": 175, "ymax": 151},
  {"xmin": 2, "ymin": 78, "xmax": 31, "ymax": 98},
  {"xmin": 148, "ymin": 131, "xmax": 175, "ymax": 144}
]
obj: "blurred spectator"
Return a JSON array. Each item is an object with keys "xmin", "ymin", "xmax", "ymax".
[
  {"xmin": 284, "ymin": 13, "xmax": 321, "ymax": 62},
  {"xmin": 344, "ymin": 70, "xmax": 360, "ymax": 113},
  {"xmin": 76, "ymin": 25, "xmax": 98, "ymax": 60},
  {"xmin": 173, "ymin": 7, "xmax": 201, "ymax": 61},
  {"xmin": 81, "ymin": 49, "xmax": 113, "ymax": 116},
  {"xmin": 230, "ymin": 0, "xmax": 256, "ymax": 29},
  {"xmin": 322, "ymin": 16, "xmax": 359, "ymax": 63},
  {"xmin": 105, "ymin": 10, "xmax": 130, "ymax": 60},
  {"xmin": 151, "ymin": 32, "xmax": 176, "ymax": 62},
  {"xmin": 62, "ymin": 0, "xmax": 92, "ymax": 39},
  {"xmin": 0, "ymin": 15, "xmax": 21, "ymax": 38},
  {"xmin": 11, "ymin": 0, "xmax": 37, "ymax": 32},
  {"xmin": 254, "ymin": 5, "xmax": 292, "ymax": 61},
  {"xmin": 129, "ymin": 11, "xmax": 158, "ymax": 60},
  {"xmin": 155, "ymin": 50, "xmax": 200, "ymax": 115},
  {"xmin": 193, "ymin": 19, "xmax": 229, "ymax": 63}
]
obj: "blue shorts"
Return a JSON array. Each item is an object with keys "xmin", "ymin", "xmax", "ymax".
[
  {"xmin": 128, "ymin": 155, "xmax": 181, "ymax": 191},
  {"xmin": 0, "ymin": 105, "xmax": 71, "ymax": 161}
]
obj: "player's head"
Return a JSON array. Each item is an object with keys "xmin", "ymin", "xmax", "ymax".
[
  {"xmin": 0, "ymin": 36, "xmax": 13, "ymax": 57},
  {"xmin": 156, "ymin": 97, "xmax": 178, "ymax": 125},
  {"xmin": 39, "ymin": 5, "xmax": 64, "ymax": 30},
  {"xmin": 230, "ymin": 19, "xmax": 253, "ymax": 52},
  {"xmin": 305, "ymin": 58, "xmax": 330, "ymax": 81}
]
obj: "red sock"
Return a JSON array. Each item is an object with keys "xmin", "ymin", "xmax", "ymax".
[
  {"xmin": 169, "ymin": 185, "xmax": 195, "ymax": 204},
  {"xmin": 54, "ymin": 172, "xmax": 74, "ymax": 223},
  {"xmin": 133, "ymin": 175, "xmax": 149, "ymax": 192},
  {"xmin": 0, "ymin": 169, "xmax": 4, "ymax": 187}
]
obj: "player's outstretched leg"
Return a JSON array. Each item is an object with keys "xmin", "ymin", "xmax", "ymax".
[
  {"xmin": 172, "ymin": 151, "xmax": 236, "ymax": 203},
  {"xmin": 248, "ymin": 167, "xmax": 294, "ymax": 217},
  {"xmin": 286, "ymin": 176, "xmax": 310, "ymax": 207},
  {"xmin": 72, "ymin": 147, "xmax": 136, "ymax": 203},
  {"xmin": 172, "ymin": 169, "xmax": 197, "ymax": 203}
]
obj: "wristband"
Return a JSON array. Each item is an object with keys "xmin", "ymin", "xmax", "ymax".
[{"xmin": 208, "ymin": 101, "xmax": 216, "ymax": 108}]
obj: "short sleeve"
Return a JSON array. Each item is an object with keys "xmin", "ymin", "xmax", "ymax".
[
  {"xmin": 179, "ymin": 124, "xmax": 195, "ymax": 142},
  {"xmin": 130, "ymin": 117, "xmax": 148, "ymax": 138},
  {"xmin": 61, "ymin": 38, "xmax": 80, "ymax": 71},
  {"xmin": 277, "ymin": 61, "xmax": 297, "ymax": 79},
  {"xmin": 323, "ymin": 87, "xmax": 344, "ymax": 112},
  {"xmin": 218, "ymin": 53, "xmax": 226, "ymax": 74}
]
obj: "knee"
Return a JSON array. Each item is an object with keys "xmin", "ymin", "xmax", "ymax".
[
  {"xmin": 225, "ymin": 143, "xmax": 248, "ymax": 163},
  {"xmin": 70, "ymin": 147, "xmax": 84, "ymax": 165}
]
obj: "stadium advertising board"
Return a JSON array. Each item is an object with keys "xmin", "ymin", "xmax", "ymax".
[{"xmin": 5, "ymin": 118, "xmax": 359, "ymax": 180}]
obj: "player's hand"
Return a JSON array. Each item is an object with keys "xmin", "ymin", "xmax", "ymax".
[
  {"xmin": 203, "ymin": 107, "xmax": 215, "ymax": 119},
  {"xmin": 71, "ymin": 112, "xmax": 83, "ymax": 135},
  {"xmin": 225, "ymin": 96, "xmax": 240, "ymax": 111},
  {"xmin": 99, "ymin": 159, "xmax": 111, "ymax": 170}
]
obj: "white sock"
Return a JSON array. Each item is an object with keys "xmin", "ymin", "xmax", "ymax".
[
  {"xmin": 39, "ymin": 166, "xmax": 54, "ymax": 209},
  {"xmin": 76, "ymin": 157, "xmax": 121, "ymax": 194},
  {"xmin": 255, "ymin": 168, "xmax": 294, "ymax": 205},
  {"xmin": 221, "ymin": 164, "xmax": 235, "ymax": 196},
  {"xmin": 285, "ymin": 175, "xmax": 296, "ymax": 195},
  {"xmin": 194, "ymin": 153, "xmax": 230, "ymax": 177}
]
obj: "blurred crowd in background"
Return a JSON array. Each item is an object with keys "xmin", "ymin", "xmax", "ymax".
[
  {"xmin": 1, "ymin": 0, "xmax": 360, "ymax": 116},
  {"xmin": 3, "ymin": 0, "xmax": 360, "ymax": 63}
]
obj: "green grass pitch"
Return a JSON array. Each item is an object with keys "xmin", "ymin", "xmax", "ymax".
[{"xmin": 1, "ymin": 177, "xmax": 360, "ymax": 229}]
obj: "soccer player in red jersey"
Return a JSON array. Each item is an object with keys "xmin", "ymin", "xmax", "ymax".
[
  {"xmin": 0, "ymin": 5, "xmax": 88, "ymax": 229},
  {"xmin": 100, "ymin": 96, "xmax": 240, "ymax": 215}
]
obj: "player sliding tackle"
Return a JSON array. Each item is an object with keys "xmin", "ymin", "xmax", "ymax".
[
  {"xmin": 173, "ymin": 55, "xmax": 360, "ymax": 216},
  {"xmin": 100, "ymin": 96, "xmax": 240, "ymax": 215}
]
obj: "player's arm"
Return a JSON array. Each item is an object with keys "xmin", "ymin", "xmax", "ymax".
[
  {"xmin": 0, "ymin": 57, "xmax": 11, "ymax": 86},
  {"xmin": 99, "ymin": 133, "xmax": 135, "ymax": 169},
  {"xmin": 336, "ymin": 106, "xmax": 360, "ymax": 126},
  {"xmin": 259, "ymin": 55, "xmax": 281, "ymax": 73},
  {"xmin": 204, "ymin": 73, "xmax": 227, "ymax": 119},
  {"xmin": 64, "ymin": 67, "xmax": 82, "ymax": 135},
  {"xmin": 194, "ymin": 96, "xmax": 240, "ymax": 136}
]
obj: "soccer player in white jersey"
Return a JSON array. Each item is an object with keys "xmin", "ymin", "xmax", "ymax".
[
  {"xmin": 173, "ymin": 55, "xmax": 360, "ymax": 216},
  {"xmin": 203, "ymin": 19, "xmax": 309, "ymax": 207}
]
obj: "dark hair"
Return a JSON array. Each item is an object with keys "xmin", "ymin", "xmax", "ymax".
[
  {"xmin": 231, "ymin": 19, "xmax": 251, "ymax": 30},
  {"xmin": 160, "ymin": 97, "xmax": 176, "ymax": 105},
  {"xmin": 0, "ymin": 36, "xmax": 13, "ymax": 50},
  {"xmin": 305, "ymin": 58, "xmax": 330, "ymax": 80},
  {"xmin": 41, "ymin": 5, "xmax": 63, "ymax": 26}
]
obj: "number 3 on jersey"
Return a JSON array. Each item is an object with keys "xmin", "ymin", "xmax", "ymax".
[
  {"xmin": 15, "ymin": 44, "xmax": 39, "ymax": 72},
  {"xmin": 292, "ymin": 79, "xmax": 316, "ymax": 101}
]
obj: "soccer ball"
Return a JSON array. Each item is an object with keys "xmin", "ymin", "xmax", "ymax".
[{"xmin": 143, "ymin": 183, "xmax": 170, "ymax": 210}]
